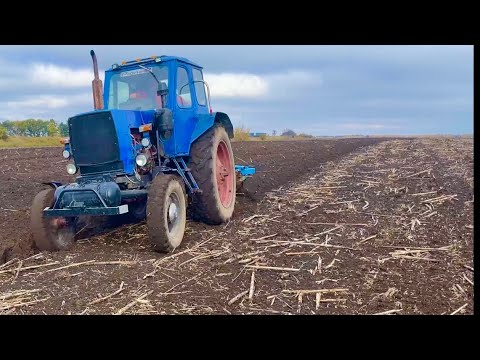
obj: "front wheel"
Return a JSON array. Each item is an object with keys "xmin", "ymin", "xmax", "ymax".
[
  {"xmin": 147, "ymin": 175, "xmax": 187, "ymax": 253},
  {"xmin": 30, "ymin": 188, "xmax": 76, "ymax": 251}
]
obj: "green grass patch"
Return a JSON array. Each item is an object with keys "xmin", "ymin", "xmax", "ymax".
[
  {"xmin": 0, "ymin": 136, "xmax": 63, "ymax": 148},
  {"xmin": 233, "ymin": 125, "xmax": 251, "ymax": 142}
]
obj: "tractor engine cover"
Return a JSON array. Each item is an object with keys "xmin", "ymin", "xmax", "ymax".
[{"xmin": 54, "ymin": 181, "xmax": 122, "ymax": 209}]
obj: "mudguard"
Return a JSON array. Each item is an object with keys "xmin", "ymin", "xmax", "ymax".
[{"xmin": 190, "ymin": 112, "xmax": 233, "ymax": 145}]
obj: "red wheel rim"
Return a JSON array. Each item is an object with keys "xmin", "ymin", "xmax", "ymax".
[{"xmin": 216, "ymin": 140, "xmax": 234, "ymax": 207}]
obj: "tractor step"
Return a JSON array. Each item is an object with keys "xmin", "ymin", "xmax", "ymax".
[{"xmin": 172, "ymin": 157, "xmax": 200, "ymax": 194}]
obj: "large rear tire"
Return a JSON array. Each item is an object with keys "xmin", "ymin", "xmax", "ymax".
[
  {"xmin": 189, "ymin": 126, "xmax": 236, "ymax": 225},
  {"xmin": 147, "ymin": 175, "xmax": 187, "ymax": 253},
  {"xmin": 31, "ymin": 188, "xmax": 76, "ymax": 251}
]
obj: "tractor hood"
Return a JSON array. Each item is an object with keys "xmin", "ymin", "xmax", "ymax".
[{"xmin": 68, "ymin": 109, "xmax": 156, "ymax": 176}]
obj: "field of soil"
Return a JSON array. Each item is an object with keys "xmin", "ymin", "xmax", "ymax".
[{"xmin": 0, "ymin": 137, "xmax": 474, "ymax": 315}]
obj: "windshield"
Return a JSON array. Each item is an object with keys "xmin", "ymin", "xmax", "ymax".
[{"xmin": 107, "ymin": 65, "xmax": 169, "ymax": 111}]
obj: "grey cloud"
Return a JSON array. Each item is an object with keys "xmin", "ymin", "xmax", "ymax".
[{"xmin": 0, "ymin": 45, "xmax": 473, "ymax": 135}]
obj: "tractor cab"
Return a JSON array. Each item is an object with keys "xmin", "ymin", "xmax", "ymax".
[{"xmin": 105, "ymin": 56, "xmax": 210, "ymax": 113}]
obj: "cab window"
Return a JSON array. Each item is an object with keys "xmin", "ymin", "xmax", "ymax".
[
  {"xmin": 192, "ymin": 68, "xmax": 207, "ymax": 106},
  {"xmin": 176, "ymin": 67, "xmax": 192, "ymax": 108},
  {"xmin": 108, "ymin": 65, "xmax": 168, "ymax": 110}
]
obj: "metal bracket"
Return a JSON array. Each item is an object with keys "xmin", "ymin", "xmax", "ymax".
[
  {"xmin": 172, "ymin": 157, "xmax": 201, "ymax": 194},
  {"xmin": 44, "ymin": 204, "xmax": 128, "ymax": 217},
  {"xmin": 44, "ymin": 186, "xmax": 130, "ymax": 217}
]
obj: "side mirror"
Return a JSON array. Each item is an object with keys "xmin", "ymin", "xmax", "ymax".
[
  {"xmin": 157, "ymin": 82, "xmax": 169, "ymax": 109},
  {"xmin": 154, "ymin": 108, "xmax": 173, "ymax": 140},
  {"xmin": 157, "ymin": 82, "xmax": 168, "ymax": 97}
]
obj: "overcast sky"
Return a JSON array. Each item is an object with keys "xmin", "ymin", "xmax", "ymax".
[{"xmin": 0, "ymin": 45, "xmax": 473, "ymax": 135}]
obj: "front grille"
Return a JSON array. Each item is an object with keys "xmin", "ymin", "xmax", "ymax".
[{"xmin": 68, "ymin": 111, "xmax": 123, "ymax": 174}]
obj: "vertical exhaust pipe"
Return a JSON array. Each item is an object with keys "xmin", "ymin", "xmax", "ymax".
[{"xmin": 90, "ymin": 50, "xmax": 104, "ymax": 110}]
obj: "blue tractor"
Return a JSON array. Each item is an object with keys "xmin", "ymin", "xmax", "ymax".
[{"xmin": 30, "ymin": 50, "xmax": 255, "ymax": 253}]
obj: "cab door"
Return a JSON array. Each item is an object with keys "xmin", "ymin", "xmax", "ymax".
[{"xmin": 172, "ymin": 64, "xmax": 197, "ymax": 155}]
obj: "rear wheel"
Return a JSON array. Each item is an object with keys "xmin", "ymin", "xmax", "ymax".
[
  {"xmin": 147, "ymin": 175, "xmax": 187, "ymax": 253},
  {"xmin": 30, "ymin": 188, "xmax": 76, "ymax": 251},
  {"xmin": 189, "ymin": 126, "xmax": 236, "ymax": 224}
]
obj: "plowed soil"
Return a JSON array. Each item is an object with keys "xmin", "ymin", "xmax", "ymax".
[{"xmin": 0, "ymin": 137, "xmax": 473, "ymax": 315}]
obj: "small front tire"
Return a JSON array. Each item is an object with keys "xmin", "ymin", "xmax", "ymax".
[
  {"xmin": 147, "ymin": 175, "xmax": 187, "ymax": 253},
  {"xmin": 30, "ymin": 188, "xmax": 76, "ymax": 252}
]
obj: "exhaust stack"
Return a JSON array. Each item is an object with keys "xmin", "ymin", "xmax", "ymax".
[{"xmin": 90, "ymin": 50, "xmax": 104, "ymax": 110}]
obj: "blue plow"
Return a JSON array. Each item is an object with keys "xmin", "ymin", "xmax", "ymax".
[{"xmin": 235, "ymin": 165, "xmax": 256, "ymax": 187}]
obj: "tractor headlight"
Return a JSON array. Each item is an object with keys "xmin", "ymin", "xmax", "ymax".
[
  {"xmin": 62, "ymin": 150, "xmax": 70, "ymax": 159},
  {"xmin": 141, "ymin": 138, "xmax": 150, "ymax": 147},
  {"xmin": 135, "ymin": 154, "xmax": 147, "ymax": 167},
  {"xmin": 66, "ymin": 163, "xmax": 77, "ymax": 175}
]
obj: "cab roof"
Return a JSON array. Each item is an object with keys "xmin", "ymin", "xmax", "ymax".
[{"xmin": 106, "ymin": 55, "xmax": 202, "ymax": 72}]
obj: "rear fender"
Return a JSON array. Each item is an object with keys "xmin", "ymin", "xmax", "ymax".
[
  {"xmin": 190, "ymin": 112, "xmax": 233, "ymax": 145},
  {"xmin": 213, "ymin": 112, "xmax": 233, "ymax": 138}
]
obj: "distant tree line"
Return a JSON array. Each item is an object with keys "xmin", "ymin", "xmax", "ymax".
[
  {"xmin": 281, "ymin": 129, "xmax": 297, "ymax": 137},
  {"xmin": 0, "ymin": 119, "xmax": 68, "ymax": 140},
  {"xmin": 276, "ymin": 129, "xmax": 315, "ymax": 138}
]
